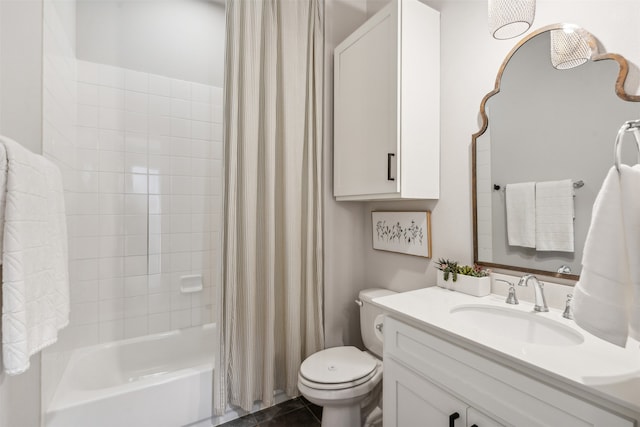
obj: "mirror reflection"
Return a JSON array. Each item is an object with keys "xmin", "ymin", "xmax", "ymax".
[{"xmin": 473, "ymin": 24, "xmax": 640, "ymax": 280}]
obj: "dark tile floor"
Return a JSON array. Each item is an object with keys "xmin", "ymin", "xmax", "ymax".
[{"xmin": 219, "ymin": 397, "xmax": 322, "ymax": 427}]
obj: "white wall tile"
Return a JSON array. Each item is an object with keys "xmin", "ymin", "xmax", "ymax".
[
  {"xmin": 171, "ymin": 79, "xmax": 191, "ymax": 100},
  {"xmin": 99, "ymin": 107, "xmax": 125, "ymax": 130},
  {"xmin": 99, "ymin": 87, "xmax": 125, "ymax": 109},
  {"xmin": 149, "ymin": 95, "xmax": 170, "ymax": 116},
  {"xmin": 99, "ymin": 278, "xmax": 124, "ymax": 300},
  {"xmin": 191, "ymin": 102, "xmax": 212, "ymax": 122},
  {"xmin": 78, "ymin": 105, "xmax": 99, "ymax": 127},
  {"xmin": 124, "ymin": 295, "xmax": 148, "ymax": 318},
  {"xmin": 125, "ymin": 255, "xmax": 148, "ymax": 276},
  {"xmin": 78, "ymin": 83, "xmax": 99, "ymax": 106},
  {"xmin": 77, "ymin": 60, "xmax": 101, "ymax": 85},
  {"xmin": 99, "ymin": 235, "xmax": 124, "ymax": 258},
  {"xmin": 99, "ymin": 129, "xmax": 126, "ymax": 152},
  {"xmin": 99, "ymin": 64, "xmax": 126, "ymax": 88},
  {"xmin": 125, "ymin": 69, "xmax": 149, "ymax": 93},
  {"xmin": 171, "ymin": 309, "xmax": 192, "ymax": 329},
  {"xmin": 125, "ymin": 112, "xmax": 148, "ymax": 133},
  {"xmin": 77, "ymin": 127, "xmax": 100, "ymax": 150},
  {"xmin": 70, "ymin": 301, "xmax": 99, "ymax": 326},
  {"xmin": 70, "ymin": 280, "xmax": 99, "ymax": 304},
  {"xmin": 99, "ymin": 298, "xmax": 124, "ymax": 322},
  {"xmin": 99, "ymin": 320, "xmax": 124, "ymax": 343},
  {"xmin": 125, "ymin": 173, "xmax": 148, "ymax": 194},
  {"xmin": 148, "ymin": 313, "xmax": 171, "ymax": 334},
  {"xmin": 149, "ymin": 74, "xmax": 171, "ymax": 97},
  {"xmin": 125, "ymin": 235, "xmax": 148, "ymax": 256},
  {"xmin": 211, "ymin": 87, "xmax": 223, "ymax": 105},
  {"xmin": 124, "ymin": 316, "xmax": 148, "ymax": 339},
  {"xmin": 171, "ymin": 118, "xmax": 191, "ymax": 138},
  {"xmin": 125, "ymin": 91, "xmax": 149, "ymax": 114},
  {"xmin": 171, "ymin": 98, "xmax": 191, "ymax": 119},
  {"xmin": 149, "ymin": 116, "xmax": 171, "ymax": 137},
  {"xmin": 191, "ymin": 83, "xmax": 211, "ymax": 103},
  {"xmin": 192, "ymin": 121, "xmax": 212, "ymax": 140}
]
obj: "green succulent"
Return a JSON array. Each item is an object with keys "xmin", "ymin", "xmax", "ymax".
[{"xmin": 435, "ymin": 258, "xmax": 489, "ymax": 281}]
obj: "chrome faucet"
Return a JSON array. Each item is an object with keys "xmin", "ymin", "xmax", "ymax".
[{"xmin": 517, "ymin": 274, "xmax": 549, "ymax": 312}]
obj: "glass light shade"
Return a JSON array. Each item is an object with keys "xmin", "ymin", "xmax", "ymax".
[
  {"xmin": 488, "ymin": 0, "xmax": 536, "ymax": 40},
  {"xmin": 550, "ymin": 27, "xmax": 592, "ymax": 69}
]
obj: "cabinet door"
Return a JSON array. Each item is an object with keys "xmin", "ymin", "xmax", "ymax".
[
  {"xmin": 384, "ymin": 358, "xmax": 468, "ymax": 427},
  {"xmin": 333, "ymin": 4, "xmax": 399, "ymax": 199},
  {"xmin": 467, "ymin": 408, "xmax": 505, "ymax": 427}
]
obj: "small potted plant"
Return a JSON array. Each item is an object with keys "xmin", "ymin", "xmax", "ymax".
[{"xmin": 435, "ymin": 258, "xmax": 491, "ymax": 297}]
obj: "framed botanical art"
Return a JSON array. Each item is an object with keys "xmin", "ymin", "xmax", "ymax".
[{"xmin": 371, "ymin": 211, "xmax": 432, "ymax": 258}]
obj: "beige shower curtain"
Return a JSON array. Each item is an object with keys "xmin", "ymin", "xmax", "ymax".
[{"xmin": 214, "ymin": 0, "xmax": 324, "ymax": 415}]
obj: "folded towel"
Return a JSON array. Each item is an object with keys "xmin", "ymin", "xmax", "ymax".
[
  {"xmin": 0, "ymin": 136, "xmax": 69, "ymax": 375},
  {"xmin": 573, "ymin": 165, "xmax": 640, "ymax": 346},
  {"xmin": 535, "ymin": 179, "xmax": 574, "ymax": 252},
  {"xmin": 506, "ymin": 182, "xmax": 535, "ymax": 248}
]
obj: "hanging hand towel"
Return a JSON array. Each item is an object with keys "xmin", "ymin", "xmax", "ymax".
[
  {"xmin": 0, "ymin": 136, "xmax": 69, "ymax": 375},
  {"xmin": 535, "ymin": 179, "xmax": 574, "ymax": 252},
  {"xmin": 506, "ymin": 182, "xmax": 535, "ymax": 248},
  {"xmin": 572, "ymin": 166, "xmax": 640, "ymax": 347}
]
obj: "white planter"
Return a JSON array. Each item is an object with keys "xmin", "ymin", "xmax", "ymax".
[{"xmin": 436, "ymin": 271, "xmax": 491, "ymax": 297}]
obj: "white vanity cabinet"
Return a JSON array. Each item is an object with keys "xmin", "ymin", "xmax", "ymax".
[
  {"xmin": 333, "ymin": 0, "xmax": 440, "ymax": 201},
  {"xmin": 383, "ymin": 317, "xmax": 634, "ymax": 427}
]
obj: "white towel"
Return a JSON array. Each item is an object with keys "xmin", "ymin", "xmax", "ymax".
[
  {"xmin": 0, "ymin": 136, "xmax": 69, "ymax": 375},
  {"xmin": 506, "ymin": 182, "xmax": 535, "ymax": 248},
  {"xmin": 535, "ymin": 179, "xmax": 575, "ymax": 252},
  {"xmin": 573, "ymin": 165, "xmax": 640, "ymax": 347}
]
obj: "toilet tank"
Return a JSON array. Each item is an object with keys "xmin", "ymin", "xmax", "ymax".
[{"xmin": 358, "ymin": 288, "xmax": 397, "ymax": 358}]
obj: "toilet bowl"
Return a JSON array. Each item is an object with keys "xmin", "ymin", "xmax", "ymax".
[{"xmin": 297, "ymin": 288, "xmax": 396, "ymax": 427}]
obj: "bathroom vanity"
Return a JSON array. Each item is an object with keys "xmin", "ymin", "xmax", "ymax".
[{"xmin": 373, "ymin": 287, "xmax": 640, "ymax": 426}]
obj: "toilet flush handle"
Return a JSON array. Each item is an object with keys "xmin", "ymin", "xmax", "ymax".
[
  {"xmin": 355, "ymin": 299, "xmax": 363, "ymax": 307},
  {"xmin": 375, "ymin": 323, "xmax": 383, "ymax": 333}
]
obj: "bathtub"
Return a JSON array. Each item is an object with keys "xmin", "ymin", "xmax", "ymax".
[{"xmin": 46, "ymin": 324, "xmax": 216, "ymax": 427}]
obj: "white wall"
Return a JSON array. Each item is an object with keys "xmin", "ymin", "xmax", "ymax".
[
  {"xmin": 323, "ymin": 0, "xmax": 640, "ymax": 348},
  {"xmin": 323, "ymin": 0, "xmax": 370, "ymax": 349},
  {"xmin": 76, "ymin": 0, "xmax": 225, "ymax": 87},
  {"xmin": 0, "ymin": 2, "xmax": 44, "ymax": 427}
]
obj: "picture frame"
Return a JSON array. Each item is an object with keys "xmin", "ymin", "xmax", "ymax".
[{"xmin": 371, "ymin": 211, "xmax": 432, "ymax": 258}]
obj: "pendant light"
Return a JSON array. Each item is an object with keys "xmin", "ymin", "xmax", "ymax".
[
  {"xmin": 488, "ymin": 0, "xmax": 536, "ymax": 40},
  {"xmin": 550, "ymin": 25, "xmax": 592, "ymax": 70}
]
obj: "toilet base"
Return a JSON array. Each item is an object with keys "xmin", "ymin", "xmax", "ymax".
[{"xmin": 321, "ymin": 404, "xmax": 361, "ymax": 427}]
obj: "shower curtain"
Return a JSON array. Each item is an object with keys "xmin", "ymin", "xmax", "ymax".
[{"xmin": 214, "ymin": 0, "xmax": 324, "ymax": 415}]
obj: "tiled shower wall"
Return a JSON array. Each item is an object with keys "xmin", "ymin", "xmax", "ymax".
[{"xmin": 66, "ymin": 59, "xmax": 222, "ymax": 346}]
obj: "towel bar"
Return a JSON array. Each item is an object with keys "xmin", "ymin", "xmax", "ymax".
[
  {"xmin": 614, "ymin": 119, "xmax": 640, "ymax": 172},
  {"xmin": 493, "ymin": 180, "xmax": 584, "ymax": 192}
]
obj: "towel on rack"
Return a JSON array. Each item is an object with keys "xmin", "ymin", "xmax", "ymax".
[
  {"xmin": 0, "ymin": 136, "xmax": 69, "ymax": 375},
  {"xmin": 534, "ymin": 179, "xmax": 575, "ymax": 252},
  {"xmin": 505, "ymin": 182, "xmax": 536, "ymax": 248},
  {"xmin": 573, "ymin": 165, "xmax": 640, "ymax": 347}
]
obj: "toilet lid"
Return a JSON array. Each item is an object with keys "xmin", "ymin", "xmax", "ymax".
[{"xmin": 300, "ymin": 346, "xmax": 377, "ymax": 384}]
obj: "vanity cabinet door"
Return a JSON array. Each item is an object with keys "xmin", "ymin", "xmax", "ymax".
[
  {"xmin": 384, "ymin": 357, "xmax": 469, "ymax": 427},
  {"xmin": 333, "ymin": 0, "xmax": 440, "ymax": 201},
  {"xmin": 467, "ymin": 407, "xmax": 505, "ymax": 427}
]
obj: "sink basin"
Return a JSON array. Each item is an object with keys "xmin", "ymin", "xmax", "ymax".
[{"xmin": 450, "ymin": 304, "xmax": 584, "ymax": 346}]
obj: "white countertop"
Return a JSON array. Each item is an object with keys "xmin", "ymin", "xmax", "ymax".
[{"xmin": 372, "ymin": 286, "xmax": 640, "ymax": 417}]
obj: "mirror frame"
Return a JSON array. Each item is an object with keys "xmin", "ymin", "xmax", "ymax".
[{"xmin": 472, "ymin": 23, "xmax": 640, "ymax": 281}]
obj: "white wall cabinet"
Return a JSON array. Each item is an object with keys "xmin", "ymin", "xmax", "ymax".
[
  {"xmin": 383, "ymin": 317, "xmax": 634, "ymax": 427},
  {"xmin": 333, "ymin": 0, "xmax": 440, "ymax": 201}
]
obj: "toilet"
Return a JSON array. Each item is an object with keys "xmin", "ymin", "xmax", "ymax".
[{"xmin": 298, "ymin": 288, "xmax": 396, "ymax": 427}]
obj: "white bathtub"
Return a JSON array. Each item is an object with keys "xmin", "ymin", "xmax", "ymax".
[{"xmin": 46, "ymin": 324, "xmax": 216, "ymax": 427}]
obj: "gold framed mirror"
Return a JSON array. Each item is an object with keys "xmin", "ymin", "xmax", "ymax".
[{"xmin": 472, "ymin": 24, "xmax": 640, "ymax": 281}]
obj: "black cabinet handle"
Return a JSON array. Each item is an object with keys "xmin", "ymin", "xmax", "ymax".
[
  {"xmin": 449, "ymin": 412, "xmax": 460, "ymax": 427},
  {"xmin": 387, "ymin": 153, "xmax": 395, "ymax": 181}
]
